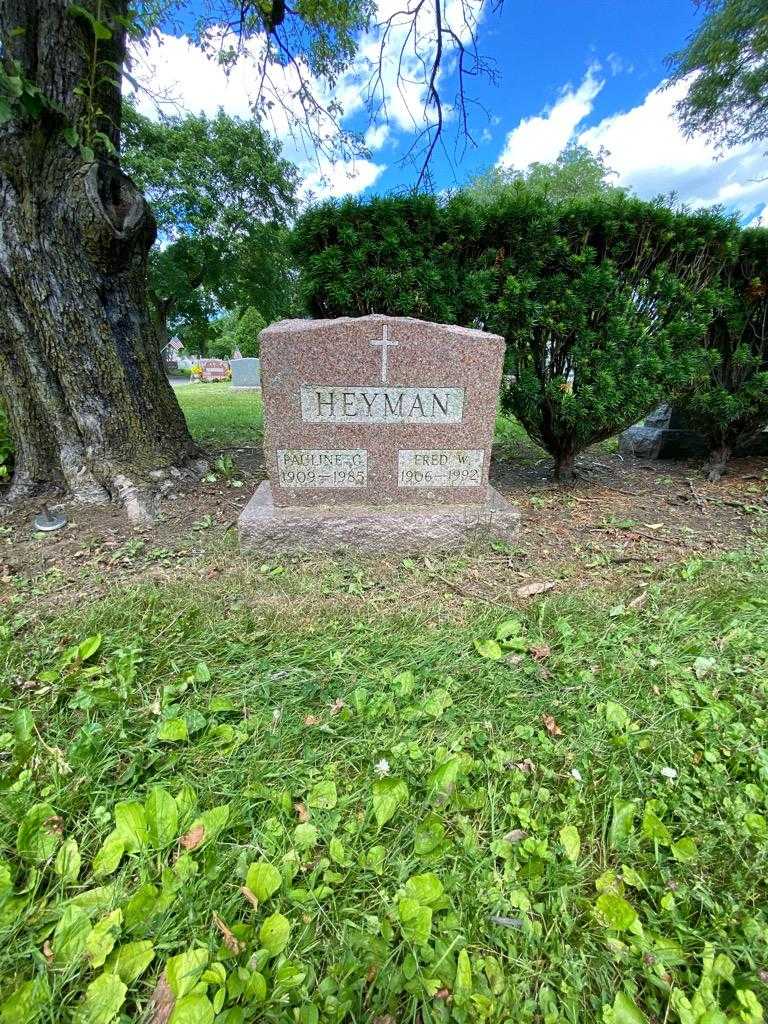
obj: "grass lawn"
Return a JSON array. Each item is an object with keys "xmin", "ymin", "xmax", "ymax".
[
  {"xmin": 174, "ymin": 383, "xmax": 264, "ymax": 447},
  {"xmin": 2, "ymin": 545, "xmax": 768, "ymax": 1022}
]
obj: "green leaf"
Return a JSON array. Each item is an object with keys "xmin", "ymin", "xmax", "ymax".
[
  {"xmin": 454, "ymin": 949, "xmax": 472, "ymax": 1007},
  {"xmin": 195, "ymin": 661, "xmax": 211, "ymax": 682},
  {"xmin": 105, "ymin": 940, "xmax": 155, "ymax": 984},
  {"xmin": 75, "ymin": 973, "xmax": 126, "ymax": 1024},
  {"xmin": 397, "ymin": 898, "xmax": 432, "ymax": 944},
  {"xmin": 559, "ymin": 824, "xmax": 581, "ymax": 863},
  {"xmin": 78, "ymin": 634, "xmax": 103, "ymax": 661},
  {"xmin": 602, "ymin": 992, "xmax": 649, "ymax": 1024},
  {"xmin": 185, "ymin": 805, "xmax": 230, "ymax": 848},
  {"xmin": 55, "ymin": 837, "xmax": 81, "ymax": 884},
  {"xmin": 307, "ymin": 780, "xmax": 337, "ymax": 810},
  {"xmin": 609, "ymin": 798, "xmax": 636, "ymax": 848},
  {"xmin": 0, "ymin": 977, "xmax": 50, "ymax": 1024},
  {"xmin": 328, "ymin": 836, "xmax": 351, "ymax": 866},
  {"xmin": 404, "ymin": 873, "xmax": 444, "ymax": 908},
  {"xmin": 67, "ymin": 4, "xmax": 113, "ymax": 39},
  {"xmin": 294, "ymin": 822, "xmax": 319, "ymax": 849},
  {"xmin": 62, "ymin": 126, "xmax": 79, "ymax": 147},
  {"xmin": 91, "ymin": 834, "xmax": 125, "ymax": 877},
  {"xmin": 245, "ymin": 861, "xmax": 281, "ymax": 902},
  {"xmin": 259, "ymin": 912, "xmax": 291, "ymax": 956},
  {"xmin": 169, "ymin": 994, "xmax": 215, "ymax": 1024},
  {"xmin": 158, "ymin": 718, "xmax": 188, "ymax": 742},
  {"xmin": 414, "ymin": 813, "xmax": 446, "ymax": 857},
  {"xmin": 52, "ymin": 904, "xmax": 91, "ymax": 965},
  {"xmin": 641, "ymin": 804, "xmax": 671, "ymax": 846},
  {"xmin": 166, "ymin": 948, "xmax": 209, "ymax": 999},
  {"xmin": 372, "ymin": 778, "xmax": 408, "ymax": 827},
  {"xmin": 16, "ymin": 803, "xmax": 61, "ymax": 861},
  {"xmin": 145, "ymin": 788, "xmax": 179, "ymax": 849},
  {"xmin": 474, "ymin": 638, "xmax": 503, "ymax": 660},
  {"xmin": 594, "ymin": 893, "xmax": 638, "ymax": 931},
  {"xmin": 671, "ymin": 837, "xmax": 698, "ymax": 863},
  {"xmin": 0, "ymin": 97, "xmax": 15, "ymax": 124},
  {"xmin": 114, "ymin": 801, "xmax": 148, "ymax": 852},
  {"xmin": 604, "ymin": 701, "xmax": 630, "ymax": 731},
  {"xmin": 496, "ymin": 618, "xmax": 522, "ymax": 640},
  {"xmin": 86, "ymin": 909, "xmax": 122, "ymax": 968},
  {"xmin": 123, "ymin": 883, "xmax": 159, "ymax": 932}
]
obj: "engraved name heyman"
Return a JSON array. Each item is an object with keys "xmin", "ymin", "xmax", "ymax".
[{"xmin": 300, "ymin": 386, "xmax": 464, "ymax": 424}]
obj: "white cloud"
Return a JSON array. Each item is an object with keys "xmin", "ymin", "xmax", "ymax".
[
  {"xmin": 494, "ymin": 66, "xmax": 768, "ymax": 222},
  {"xmin": 364, "ymin": 122, "xmax": 391, "ymax": 151},
  {"xmin": 302, "ymin": 157, "xmax": 387, "ymax": 199},
  {"xmin": 496, "ymin": 64, "xmax": 603, "ymax": 169}
]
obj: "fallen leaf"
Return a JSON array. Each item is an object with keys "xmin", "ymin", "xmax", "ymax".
[
  {"xmin": 150, "ymin": 974, "xmax": 174, "ymax": 1024},
  {"xmin": 514, "ymin": 758, "xmax": 535, "ymax": 774},
  {"xmin": 329, "ymin": 698, "xmax": 345, "ymax": 715},
  {"xmin": 213, "ymin": 912, "xmax": 245, "ymax": 955},
  {"xmin": 240, "ymin": 885, "xmax": 259, "ymax": 910},
  {"xmin": 505, "ymin": 653, "xmax": 525, "ymax": 666},
  {"xmin": 517, "ymin": 580, "xmax": 557, "ymax": 599},
  {"xmin": 504, "ymin": 829, "xmax": 527, "ymax": 843},
  {"xmin": 42, "ymin": 940, "xmax": 53, "ymax": 964},
  {"xmin": 45, "ymin": 816, "xmax": 64, "ymax": 836},
  {"xmin": 179, "ymin": 824, "xmax": 205, "ymax": 851},
  {"xmin": 304, "ymin": 715, "xmax": 321, "ymax": 726},
  {"xmin": 294, "ymin": 801, "xmax": 309, "ymax": 822},
  {"xmin": 628, "ymin": 591, "xmax": 648, "ymax": 610},
  {"xmin": 530, "ymin": 644, "xmax": 551, "ymax": 661},
  {"xmin": 542, "ymin": 713, "xmax": 563, "ymax": 737},
  {"xmin": 435, "ymin": 988, "xmax": 451, "ymax": 1001}
]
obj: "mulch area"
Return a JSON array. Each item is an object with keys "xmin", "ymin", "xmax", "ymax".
[{"xmin": 0, "ymin": 442, "xmax": 765, "ymax": 611}]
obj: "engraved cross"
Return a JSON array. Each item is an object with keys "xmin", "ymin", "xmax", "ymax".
[{"xmin": 370, "ymin": 324, "xmax": 398, "ymax": 384}]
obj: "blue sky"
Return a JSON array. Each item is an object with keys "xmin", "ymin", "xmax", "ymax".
[{"xmin": 131, "ymin": 0, "xmax": 767, "ymax": 223}]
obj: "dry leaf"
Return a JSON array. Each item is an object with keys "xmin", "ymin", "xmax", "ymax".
[
  {"xmin": 329, "ymin": 698, "xmax": 345, "ymax": 715},
  {"xmin": 304, "ymin": 714, "xmax": 321, "ymax": 726},
  {"xmin": 180, "ymin": 824, "xmax": 205, "ymax": 851},
  {"xmin": 628, "ymin": 591, "xmax": 648, "ymax": 610},
  {"xmin": 213, "ymin": 911, "xmax": 245, "ymax": 955},
  {"xmin": 504, "ymin": 829, "xmax": 527, "ymax": 843},
  {"xmin": 45, "ymin": 815, "xmax": 64, "ymax": 836},
  {"xmin": 42, "ymin": 940, "xmax": 53, "ymax": 964},
  {"xmin": 150, "ymin": 974, "xmax": 175, "ymax": 1024},
  {"xmin": 514, "ymin": 758, "xmax": 535, "ymax": 774},
  {"xmin": 505, "ymin": 653, "xmax": 525, "ymax": 666},
  {"xmin": 294, "ymin": 801, "xmax": 309, "ymax": 823},
  {"xmin": 530, "ymin": 643, "xmax": 551, "ymax": 661},
  {"xmin": 240, "ymin": 885, "xmax": 259, "ymax": 910},
  {"xmin": 542, "ymin": 713, "xmax": 563, "ymax": 737},
  {"xmin": 435, "ymin": 989, "xmax": 451, "ymax": 1001},
  {"xmin": 517, "ymin": 580, "xmax": 557, "ymax": 599}
]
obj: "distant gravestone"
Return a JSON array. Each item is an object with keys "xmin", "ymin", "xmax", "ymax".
[
  {"xmin": 620, "ymin": 404, "xmax": 768, "ymax": 460},
  {"xmin": 201, "ymin": 358, "xmax": 229, "ymax": 382},
  {"xmin": 231, "ymin": 357, "xmax": 261, "ymax": 389},
  {"xmin": 238, "ymin": 315, "xmax": 520, "ymax": 553}
]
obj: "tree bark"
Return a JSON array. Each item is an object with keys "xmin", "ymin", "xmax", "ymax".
[
  {"xmin": 704, "ymin": 444, "xmax": 731, "ymax": 483},
  {"xmin": 0, "ymin": 0, "xmax": 203, "ymax": 522}
]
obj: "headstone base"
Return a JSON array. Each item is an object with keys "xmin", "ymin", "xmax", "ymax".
[{"xmin": 238, "ymin": 481, "xmax": 520, "ymax": 554}]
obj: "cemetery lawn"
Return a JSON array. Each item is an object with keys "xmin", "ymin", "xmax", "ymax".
[
  {"xmin": 174, "ymin": 382, "xmax": 264, "ymax": 447},
  {"xmin": 2, "ymin": 545, "xmax": 768, "ymax": 1022}
]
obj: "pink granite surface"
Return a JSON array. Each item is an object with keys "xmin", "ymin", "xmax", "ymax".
[{"xmin": 260, "ymin": 315, "xmax": 505, "ymax": 508}]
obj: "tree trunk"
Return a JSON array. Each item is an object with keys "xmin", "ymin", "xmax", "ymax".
[
  {"xmin": 0, "ymin": 0, "xmax": 203, "ymax": 522},
  {"xmin": 553, "ymin": 447, "xmax": 577, "ymax": 483},
  {"xmin": 704, "ymin": 444, "xmax": 731, "ymax": 483}
]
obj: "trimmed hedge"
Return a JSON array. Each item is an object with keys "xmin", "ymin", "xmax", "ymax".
[{"xmin": 292, "ymin": 190, "xmax": 741, "ymax": 479}]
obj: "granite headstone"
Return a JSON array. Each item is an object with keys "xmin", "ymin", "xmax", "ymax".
[
  {"xmin": 231, "ymin": 357, "xmax": 261, "ymax": 389},
  {"xmin": 238, "ymin": 315, "xmax": 520, "ymax": 553}
]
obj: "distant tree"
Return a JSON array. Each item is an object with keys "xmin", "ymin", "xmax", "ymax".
[
  {"xmin": 122, "ymin": 108, "xmax": 298, "ymax": 349},
  {"xmin": 465, "ymin": 144, "xmax": 619, "ymax": 205},
  {"xmin": 677, "ymin": 228, "xmax": 768, "ymax": 480},
  {"xmin": 231, "ymin": 308, "xmax": 268, "ymax": 357},
  {"xmin": 668, "ymin": 0, "xmax": 768, "ymax": 150}
]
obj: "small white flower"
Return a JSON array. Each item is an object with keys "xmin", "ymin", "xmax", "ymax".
[
  {"xmin": 661, "ymin": 766, "xmax": 678, "ymax": 779},
  {"xmin": 374, "ymin": 758, "xmax": 390, "ymax": 778},
  {"xmin": 570, "ymin": 768, "xmax": 583, "ymax": 782}
]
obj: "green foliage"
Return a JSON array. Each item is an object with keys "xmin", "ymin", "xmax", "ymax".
[
  {"xmin": 668, "ymin": 0, "xmax": 768, "ymax": 150},
  {"xmin": 231, "ymin": 307, "xmax": 267, "ymax": 357},
  {"xmin": 291, "ymin": 194, "xmax": 470, "ymax": 321},
  {"xmin": 1, "ymin": 549, "xmax": 768, "ymax": 1021},
  {"xmin": 121, "ymin": 107, "xmax": 299, "ymax": 344},
  {"xmin": 489, "ymin": 191, "xmax": 736, "ymax": 478},
  {"xmin": 676, "ymin": 228, "xmax": 768, "ymax": 466},
  {"xmin": 294, "ymin": 188, "xmax": 737, "ymax": 477},
  {"xmin": 466, "ymin": 143, "xmax": 620, "ymax": 206}
]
